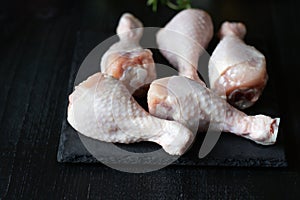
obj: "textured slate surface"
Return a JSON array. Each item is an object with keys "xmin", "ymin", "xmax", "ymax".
[{"xmin": 57, "ymin": 31, "xmax": 287, "ymax": 167}]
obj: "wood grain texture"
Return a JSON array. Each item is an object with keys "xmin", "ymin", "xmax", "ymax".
[
  {"xmin": 0, "ymin": 0, "xmax": 300, "ymax": 199},
  {"xmin": 0, "ymin": 12, "xmax": 79, "ymax": 198}
]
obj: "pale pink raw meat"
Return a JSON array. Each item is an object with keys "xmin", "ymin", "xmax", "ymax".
[
  {"xmin": 101, "ymin": 13, "xmax": 156, "ymax": 93},
  {"xmin": 156, "ymin": 9, "xmax": 213, "ymax": 85},
  {"xmin": 68, "ymin": 73, "xmax": 194, "ymax": 155},
  {"xmin": 209, "ymin": 22, "xmax": 268, "ymax": 109},
  {"xmin": 147, "ymin": 76, "xmax": 279, "ymax": 145}
]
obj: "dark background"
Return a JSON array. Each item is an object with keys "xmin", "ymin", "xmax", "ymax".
[{"xmin": 1, "ymin": 0, "xmax": 300, "ymax": 199}]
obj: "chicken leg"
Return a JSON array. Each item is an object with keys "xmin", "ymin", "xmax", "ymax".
[
  {"xmin": 156, "ymin": 9, "xmax": 213, "ymax": 85},
  {"xmin": 101, "ymin": 13, "xmax": 156, "ymax": 93},
  {"xmin": 209, "ymin": 22, "xmax": 268, "ymax": 109},
  {"xmin": 68, "ymin": 73, "xmax": 194, "ymax": 155},
  {"xmin": 147, "ymin": 76, "xmax": 279, "ymax": 145}
]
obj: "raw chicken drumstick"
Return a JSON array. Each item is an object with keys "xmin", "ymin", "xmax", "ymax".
[
  {"xmin": 209, "ymin": 22, "xmax": 268, "ymax": 109},
  {"xmin": 156, "ymin": 9, "xmax": 213, "ymax": 85},
  {"xmin": 101, "ymin": 13, "xmax": 156, "ymax": 93},
  {"xmin": 147, "ymin": 76, "xmax": 280, "ymax": 145},
  {"xmin": 68, "ymin": 73, "xmax": 194, "ymax": 155}
]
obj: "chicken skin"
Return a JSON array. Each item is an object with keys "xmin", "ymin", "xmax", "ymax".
[
  {"xmin": 209, "ymin": 22, "xmax": 268, "ymax": 109},
  {"xmin": 101, "ymin": 13, "xmax": 156, "ymax": 93},
  {"xmin": 68, "ymin": 73, "xmax": 194, "ymax": 155},
  {"xmin": 148, "ymin": 76, "xmax": 279, "ymax": 145}
]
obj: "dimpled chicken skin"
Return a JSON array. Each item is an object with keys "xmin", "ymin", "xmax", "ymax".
[
  {"xmin": 68, "ymin": 73, "xmax": 194, "ymax": 155},
  {"xmin": 148, "ymin": 76, "xmax": 279, "ymax": 145}
]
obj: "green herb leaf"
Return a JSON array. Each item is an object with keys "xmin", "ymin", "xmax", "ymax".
[{"xmin": 147, "ymin": 0, "xmax": 191, "ymax": 12}]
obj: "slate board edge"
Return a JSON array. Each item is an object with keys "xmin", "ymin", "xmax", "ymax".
[
  {"xmin": 57, "ymin": 31, "xmax": 288, "ymax": 168},
  {"xmin": 57, "ymin": 32, "xmax": 83, "ymax": 163}
]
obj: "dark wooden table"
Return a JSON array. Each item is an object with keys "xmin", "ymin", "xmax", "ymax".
[{"xmin": 1, "ymin": 0, "xmax": 300, "ymax": 199}]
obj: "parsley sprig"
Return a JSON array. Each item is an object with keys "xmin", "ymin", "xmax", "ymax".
[{"xmin": 147, "ymin": 0, "xmax": 191, "ymax": 12}]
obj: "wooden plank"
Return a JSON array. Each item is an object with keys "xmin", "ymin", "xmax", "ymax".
[
  {"xmin": 0, "ymin": 16, "xmax": 78, "ymax": 198},
  {"xmin": 0, "ymin": 0, "xmax": 300, "ymax": 199}
]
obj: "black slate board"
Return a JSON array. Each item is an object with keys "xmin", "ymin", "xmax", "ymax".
[{"xmin": 57, "ymin": 31, "xmax": 287, "ymax": 167}]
